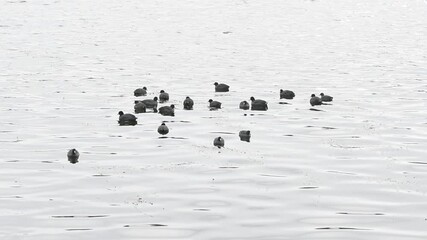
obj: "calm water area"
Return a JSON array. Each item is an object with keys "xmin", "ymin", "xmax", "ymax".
[{"xmin": 1, "ymin": 0, "xmax": 426, "ymax": 239}]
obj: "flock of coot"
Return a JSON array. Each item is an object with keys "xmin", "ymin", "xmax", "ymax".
[
  {"xmin": 118, "ymin": 82, "xmax": 333, "ymax": 148},
  {"xmin": 68, "ymin": 83, "xmax": 333, "ymax": 163}
]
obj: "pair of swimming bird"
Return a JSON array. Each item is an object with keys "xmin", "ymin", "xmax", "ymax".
[
  {"xmin": 134, "ymin": 87, "xmax": 169, "ymax": 102},
  {"xmin": 213, "ymin": 130, "xmax": 251, "ymax": 148},
  {"xmin": 310, "ymin": 93, "xmax": 333, "ymax": 106},
  {"xmin": 210, "ymin": 96, "xmax": 268, "ymax": 111}
]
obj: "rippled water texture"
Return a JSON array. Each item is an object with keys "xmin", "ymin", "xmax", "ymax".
[{"xmin": 1, "ymin": 0, "xmax": 426, "ymax": 239}]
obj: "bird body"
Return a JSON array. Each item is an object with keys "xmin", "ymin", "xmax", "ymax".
[
  {"xmin": 159, "ymin": 90, "xmax": 169, "ymax": 103},
  {"xmin": 159, "ymin": 105, "xmax": 175, "ymax": 116},
  {"xmin": 67, "ymin": 148, "xmax": 80, "ymax": 164},
  {"xmin": 250, "ymin": 96, "xmax": 268, "ymax": 111},
  {"xmin": 280, "ymin": 89, "xmax": 295, "ymax": 99},
  {"xmin": 214, "ymin": 82, "xmax": 230, "ymax": 92},
  {"xmin": 239, "ymin": 130, "xmax": 251, "ymax": 137},
  {"xmin": 134, "ymin": 102, "xmax": 146, "ymax": 113},
  {"xmin": 239, "ymin": 101, "xmax": 250, "ymax": 110},
  {"xmin": 139, "ymin": 97, "xmax": 158, "ymax": 109},
  {"xmin": 134, "ymin": 87, "xmax": 147, "ymax": 97},
  {"xmin": 213, "ymin": 137, "xmax": 225, "ymax": 148},
  {"xmin": 118, "ymin": 111, "xmax": 137, "ymax": 125},
  {"xmin": 320, "ymin": 93, "xmax": 333, "ymax": 102},
  {"xmin": 208, "ymin": 99, "xmax": 222, "ymax": 109},
  {"xmin": 310, "ymin": 94, "xmax": 322, "ymax": 106},
  {"xmin": 157, "ymin": 123, "xmax": 169, "ymax": 135},
  {"xmin": 183, "ymin": 96, "xmax": 194, "ymax": 110},
  {"xmin": 239, "ymin": 130, "xmax": 251, "ymax": 142}
]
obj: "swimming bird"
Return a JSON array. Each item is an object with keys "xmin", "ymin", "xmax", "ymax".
[
  {"xmin": 118, "ymin": 111, "xmax": 137, "ymax": 125},
  {"xmin": 159, "ymin": 90, "xmax": 169, "ymax": 103},
  {"xmin": 158, "ymin": 104, "xmax": 175, "ymax": 116},
  {"xmin": 239, "ymin": 130, "xmax": 251, "ymax": 142},
  {"xmin": 183, "ymin": 96, "xmax": 194, "ymax": 110},
  {"xmin": 320, "ymin": 93, "xmax": 333, "ymax": 102},
  {"xmin": 239, "ymin": 101, "xmax": 250, "ymax": 110},
  {"xmin": 214, "ymin": 82, "xmax": 230, "ymax": 92},
  {"xmin": 137, "ymin": 97, "xmax": 158, "ymax": 109},
  {"xmin": 310, "ymin": 94, "xmax": 322, "ymax": 106},
  {"xmin": 250, "ymin": 96, "xmax": 268, "ymax": 111},
  {"xmin": 280, "ymin": 89, "xmax": 295, "ymax": 99},
  {"xmin": 213, "ymin": 137, "xmax": 225, "ymax": 148},
  {"xmin": 157, "ymin": 123, "xmax": 169, "ymax": 135},
  {"xmin": 67, "ymin": 148, "xmax": 79, "ymax": 164},
  {"xmin": 208, "ymin": 99, "xmax": 222, "ymax": 109},
  {"xmin": 134, "ymin": 102, "xmax": 146, "ymax": 113},
  {"xmin": 134, "ymin": 87, "xmax": 147, "ymax": 97}
]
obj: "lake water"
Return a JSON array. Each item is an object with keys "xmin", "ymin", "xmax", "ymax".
[{"xmin": 1, "ymin": 0, "xmax": 426, "ymax": 239}]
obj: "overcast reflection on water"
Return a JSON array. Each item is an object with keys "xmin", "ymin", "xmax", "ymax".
[{"xmin": 0, "ymin": 0, "xmax": 426, "ymax": 239}]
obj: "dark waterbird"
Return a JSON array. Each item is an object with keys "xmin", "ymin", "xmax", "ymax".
[
  {"xmin": 134, "ymin": 102, "xmax": 146, "ymax": 113},
  {"xmin": 137, "ymin": 97, "xmax": 158, "ymax": 109},
  {"xmin": 208, "ymin": 99, "xmax": 222, "ymax": 109},
  {"xmin": 239, "ymin": 130, "xmax": 251, "ymax": 142},
  {"xmin": 118, "ymin": 111, "xmax": 137, "ymax": 125},
  {"xmin": 214, "ymin": 82, "xmax": 230, "ymax": 92},
  {"xmin": 158, "ymin": 105, "xmax": 175, "ymax": 116},
  {"xmin": 239, "ymin": 101, "xmax": 250, "ymax": 110},
  {"xmin": 280, "ymin": 89, "xmax": 295, "ymax": 99},
  {"xmin": 183, "ymin": 96, "xmax": 194, "ymax": 110},
  {"xmin": 134, "ymin": 87, "xmax": 147, "ymax": 97},
  {"xmin": 213, "ymin": 137, "xmax": 225, "ymax": 148},
  {"xmin": 310, "ymin": 94, "xmax": 322, "ymax": 106},
  {"xmin": 320, "ymin": 93, "xmax": 333, "ymax": 102},
  {"xmin": 159, "ymin": 90, "xmax": 169, "ymax": 103},
  {"xmin": 157, "ymin": 123, "xmax": 169, "ymax": 135},
  {"xmin": 67, "ymin": 148, "xmax": 79, "ymax": 164},
  {"xmin": 250, "ymin": 96, "xmax": 268, "ymax": 111}
]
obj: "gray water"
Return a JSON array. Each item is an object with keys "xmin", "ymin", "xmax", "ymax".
[{"xmin": 1, "ymin": 0, "xmax": 427, "ymax": 239}]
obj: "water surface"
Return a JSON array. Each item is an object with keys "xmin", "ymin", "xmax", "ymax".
[{"xmin": 1, "ymin": 0, "xmax": 426, "ymax": 239}]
